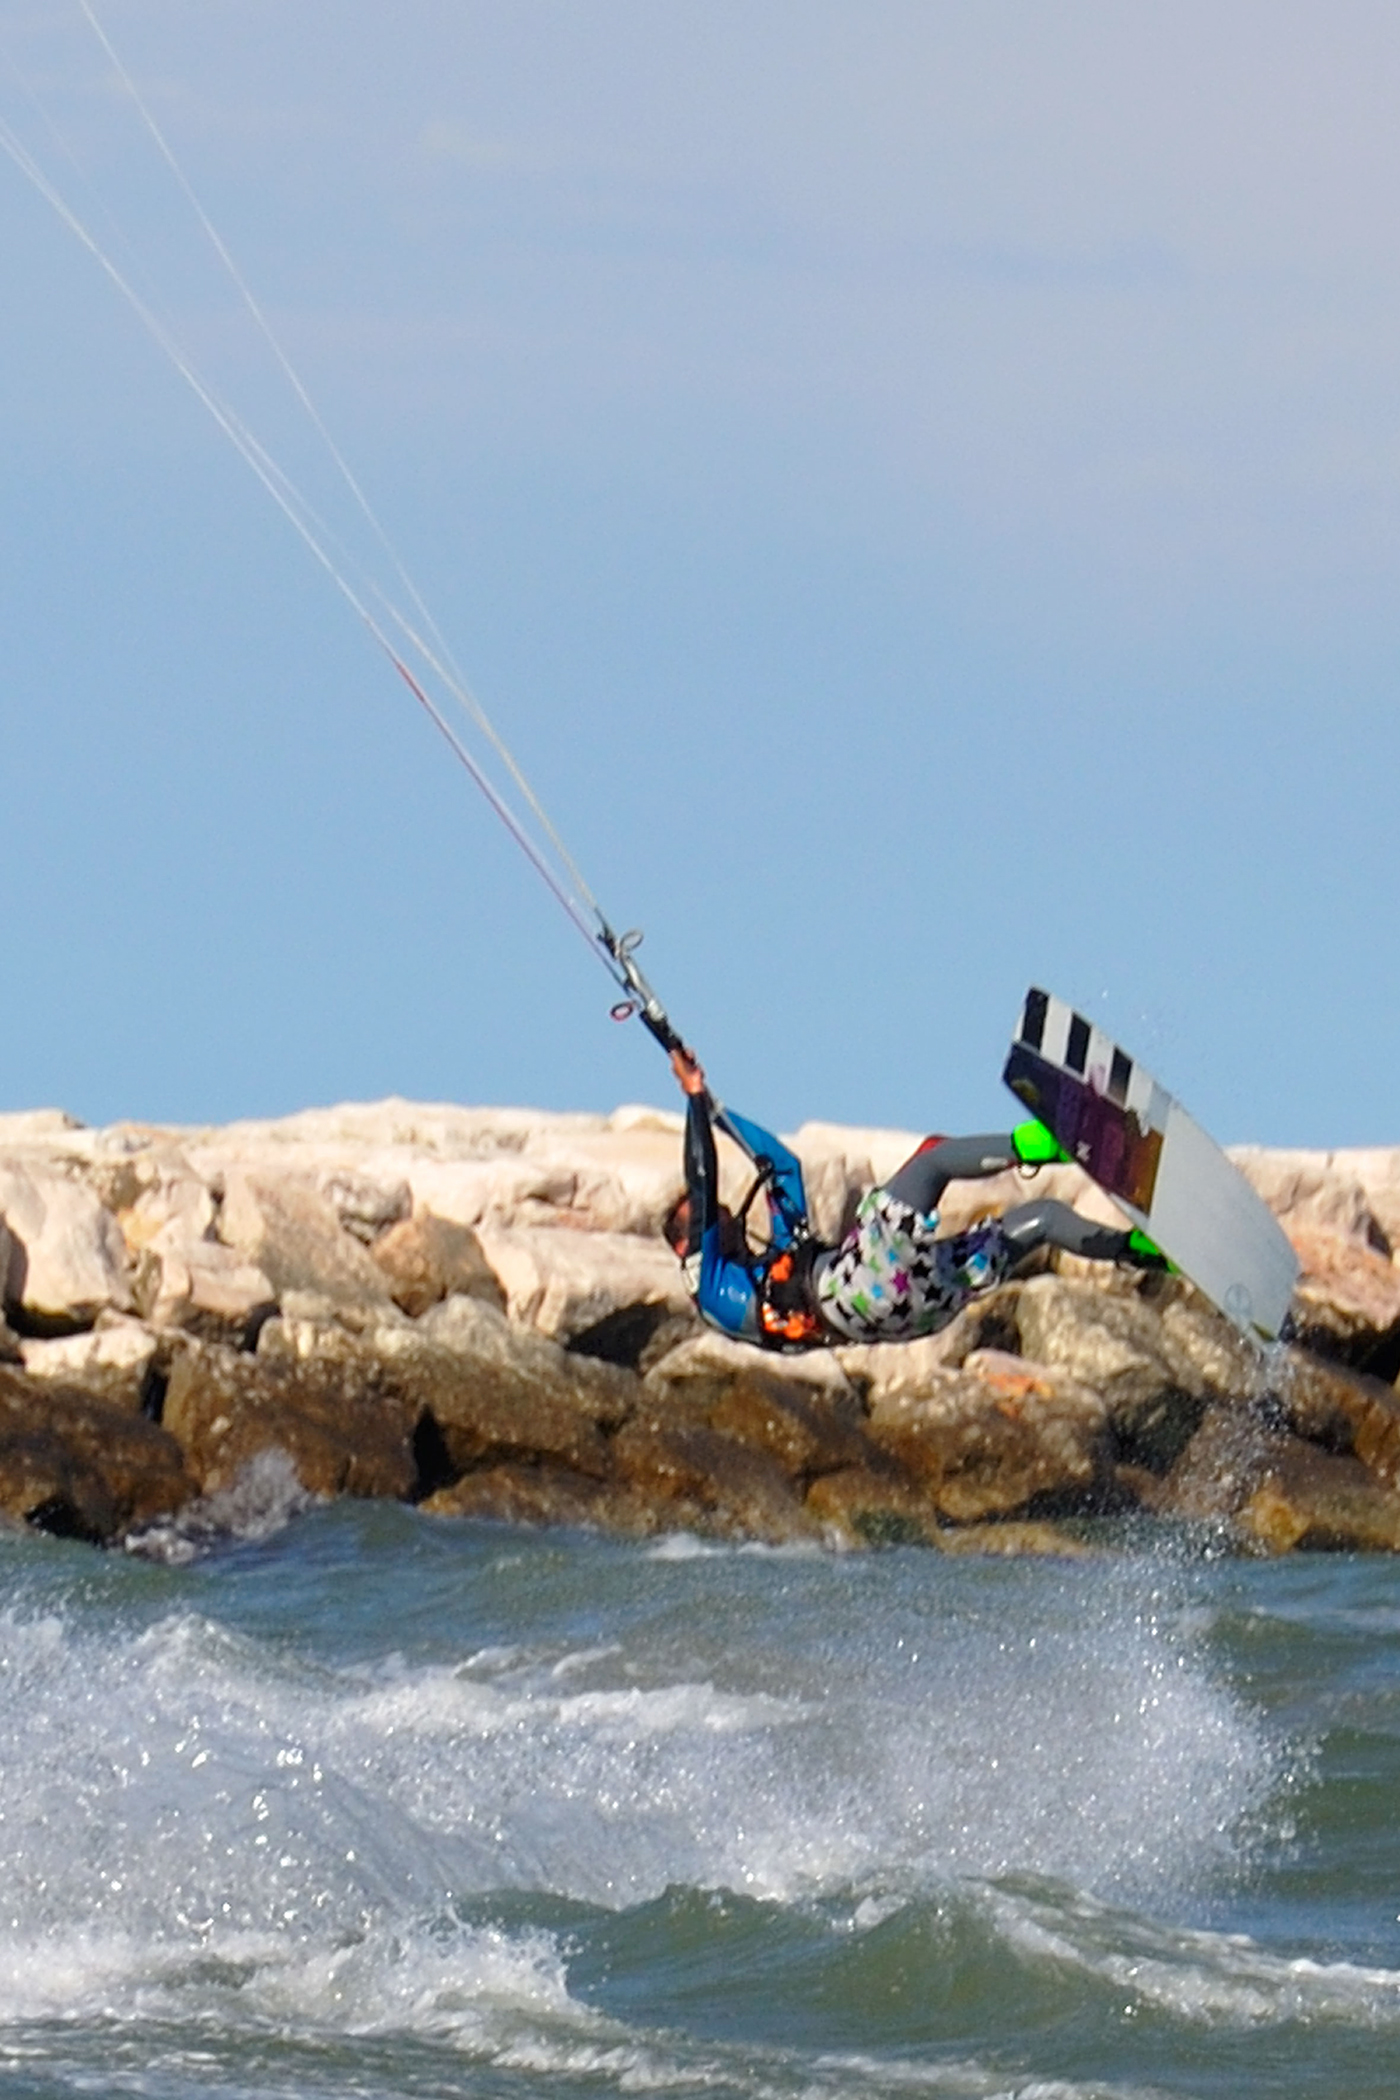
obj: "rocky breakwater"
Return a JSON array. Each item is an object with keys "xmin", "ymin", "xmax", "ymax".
[{"xmin": 2, "ymin": 1100, "xmax": 1400, "ymax": 1556}]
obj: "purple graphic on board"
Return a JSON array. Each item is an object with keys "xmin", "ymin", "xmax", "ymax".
[{"xmin": 1003, "ymin": 1040, "xmax": 1164, "ymax": 1213}]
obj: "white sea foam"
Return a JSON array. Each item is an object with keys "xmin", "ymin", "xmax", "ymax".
[
  {"xmin": 0, "ymin": 1536, "xmax": 1290, "ymax": 2078},
  {"xmin": 125, "ymin": 1449, "xmax": 317, "ymax": 1564},
  {"xmin": 988, "ymin": 1882, "xmax": 1400, "ymax": 2029}
]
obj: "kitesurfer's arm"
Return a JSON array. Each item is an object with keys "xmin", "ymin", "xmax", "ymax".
[
  {"xmin": 670, "ymin": 1047, "xmax": 720, "ymax": 1255},
  {"xmin": 668, "ymin": 1049, "xmax": 766, "ymax": 1341}
]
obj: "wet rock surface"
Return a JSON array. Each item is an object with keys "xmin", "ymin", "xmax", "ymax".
[{"xmin": 2, "ymin": 1098, "xmax": 1400, "ymax": 1555}]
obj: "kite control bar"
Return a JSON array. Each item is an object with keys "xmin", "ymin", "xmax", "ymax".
[{"xmin": 598, "ymin": 924, "xmax": 684, "ymax": 1056}]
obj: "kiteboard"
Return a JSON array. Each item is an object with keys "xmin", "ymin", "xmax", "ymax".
[{"xmin": 1003, "ymin": 987, "xmax": 1298, "ymax": 1342}]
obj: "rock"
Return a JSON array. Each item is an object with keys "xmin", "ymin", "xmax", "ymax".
[
  {"xmin": 1276, "ymin": 1352, "xmax": 1400, "ymax": 1489},
  {"xmin": 316, "ymin": 1169, "xmax": 412, "ymax": 1244},
  {"xmin": 422, "ymin": 1463, "xmax": 644, "ymax": 1532},
  {"xmin": 1159, "ymin": 1402, "xmax": 1400, "ymax": 1553},
  {"xmin": 1236, "ymin": 1442, "xmax": 1400, "ymax": 1554},
  {"xmin": 18, "ymin": 1315, "xmax": 161, "ymax": 1413},
  {"xmin": 217, "ymin": 1170, "xmax": 396, "ymax": 1315},
  {"xmin": 0, "ymin": 1218, "xmax": 21, "ymax": 1311},
  {"xmin": 0, "ymin": 1162, "xmax": 134, "ymax": 1333},
  {"xmin": 1011, "ymin": 1273, "xmax": 1232, "ymax": 1473},
  {"xmin": 372, "ymin": 1296, "xmax": 636, "ymax": 1480},
  {"xmin": 802, "ymin": 1465, "xmax": 943, "ymax": 1546},
  {"xmin": 474, "ymin": 1224, "xmax": 691, "ymax": 1350},
  {"xmin": 866, "ymin": 1347, "xmax": 1111, "ymax": 1522},
  {"xmin": 1151, "ymin": 1403, "xmax": 1280, "ymax": 1523},
  {"xmin": 161, "ymin": 1338, "xmax": 417, "ymax": 1500},
  {"xmin": 643, "ymin": 1328, "xmax": 860, "ymax": 1411},
  {"xmin": 937, "ymin": 1519, "xmax": 1093, "ymax": 1557},
  {"xmin": 0, "ymin": 1364, "xmax": 193, "ymax": 1542},
  {"xmin": 1286, "ymin": 1227, "xmax": 1400, "ymax": 1376},
  {"xmin": 369, "ymin": 1210, "xmax": 505, "ymax": 1319},
  {"xmin": 1232, "ymin": 1147, "xmax": 1394, "ymax": 1250},
  {"xmin": 609, "ymin": 1413, "xmax": 819, "ymax": 1543},
  {"xmin": 137, "ymin": 1239, "xmax": 279, "ymax": 1349}
]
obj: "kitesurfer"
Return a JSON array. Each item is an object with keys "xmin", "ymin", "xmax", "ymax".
[{"xmin": 665, "ymin": 1048, "xmax": 1168, "ymax": 1351}]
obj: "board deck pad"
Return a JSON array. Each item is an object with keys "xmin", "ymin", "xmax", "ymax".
[{"xmin": 1004, "ymin": 987, "xmax": 1299, "ymax": 1341}]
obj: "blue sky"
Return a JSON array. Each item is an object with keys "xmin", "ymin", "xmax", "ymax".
[{"xmin": 1, "ymin": 2, "xmax": 1397, "ymax": 1145}]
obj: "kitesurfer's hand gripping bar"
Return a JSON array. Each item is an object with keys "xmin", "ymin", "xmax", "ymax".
[{"xmin": 600, "ymin": 922, "xmax": 763, "ymax": 1163}]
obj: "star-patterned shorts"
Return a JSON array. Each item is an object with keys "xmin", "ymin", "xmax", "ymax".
[{"xmin": 814, "ymin": 1187, "xmax": 1015, "ymax": 1344}]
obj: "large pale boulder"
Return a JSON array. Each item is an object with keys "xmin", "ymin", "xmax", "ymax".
[
  {"xmin": 315, "ymin": 1168, "xmax": 411, "ymax": 1243},
  {"xmin": 0, "ymin": 1162, "xmax": 133, "ymax": 1332},
  {"xmin": 475, "ymin": 1224, "xmax": 692, "ymax": 1352},
  {"xmin": 369, "ymin": 1210, "xmax": 505, "ymax": 1319},
  {"xmin": 218, "ymin": 1170, "xmax": 396, "ymax": 1316},
  {"xmin": 138, "ymin": 1238, "xmax": 278, "ymax": 1347},
  {"xmin": 643, "ymin": 1329, "xmax": 858, "ymax": 1409},
  {"xmin": 1231, "ymin": 1147, "xmax": 1394, "ymax": 1250},
  {"xmin": 19, "ymin": 1315, "xmax": 161, "ymax": 1413},
  {"xmin": 1286, "ymin": 1228, "xmax": 1400, "ymax": 1374}
]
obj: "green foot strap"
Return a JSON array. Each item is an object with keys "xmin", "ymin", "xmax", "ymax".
[
  {"xmin": 1011, "ymin": 1118, "xmax": 1071, "ymax": 1166},
  {"xmin": 1127, "ymin": 1228, "xmax": 1178, "ymax": 1273}
]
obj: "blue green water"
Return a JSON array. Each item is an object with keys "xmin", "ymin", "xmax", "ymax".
[{"xmin": 1, "ymin": 1487, "xmax": 1398, "ymax": 2100}]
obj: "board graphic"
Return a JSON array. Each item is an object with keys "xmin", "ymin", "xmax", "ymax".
[{"xmin": 1003, "ymin": 987, "xmax": 1299, "ymax": 1342}]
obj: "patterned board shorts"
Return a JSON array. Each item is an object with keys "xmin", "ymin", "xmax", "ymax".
[{"xmin": 814, "ymin": 1186, "xmax": 1015, "ymax": 1344}]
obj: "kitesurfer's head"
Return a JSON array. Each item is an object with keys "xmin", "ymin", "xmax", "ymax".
[{"xmin": 663, "ymin": 1194, "xmax": 746, "ymax": 1261}]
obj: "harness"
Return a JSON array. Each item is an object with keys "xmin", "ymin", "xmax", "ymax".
[{"xmin": 736, "ymin": 1156, "xmax": 826, "ymax": 1350}]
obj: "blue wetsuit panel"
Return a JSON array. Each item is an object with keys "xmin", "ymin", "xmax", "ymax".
[
  {"xmin": 694, "ymin": 1225, "xmax": 762, "ymax": 1341},
  {"xmin": 720, "ymin": 1110, "xmax": 809, "ymax": 1250}
]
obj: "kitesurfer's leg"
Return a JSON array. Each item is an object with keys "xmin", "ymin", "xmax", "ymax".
[
  {"xmin": 1000, "ymin": 1199, "xmax": 1170, "ymax": 1269},
  {"xmin": 883, "ymin": 1135, "xmax": 1018, "ymax": 1217}
]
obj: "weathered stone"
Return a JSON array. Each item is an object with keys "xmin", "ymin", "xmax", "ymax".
[
  {"xmin": 422, "ymin": 1463, "xmax": 646, "ymax": 1532},
  {"xmin": 18, "ymin": 1315, "xmax": 161, "ymax": 1414},
  {"xmin": 0, "ymin": 1364, "xmax": 193, "ymax": 1541},
  {"xmin": 802, "ymin": 1465, "xmax": 942, "ymax": 1546},
  {"xmin": 834, "ymin": 1289, "xmax": 1022, "ymax": 1408},
  {"xmin": 1259, "ymin": 1348, "xmax": 1400, "ymax": 1484},
  {"xmin": 316, "ymin": 1168, "xmax": 412, "ymax": 1244},
  {"xmin": 1237, "ymin": 1441, "xmax": 1400, "ymax": 1554},
  {"xmin": 1232, "ymin": 1148, "xmax": 1394, "ymax": 1251},
  {"xmin": 267, "ymin": 1295, "xmax": 638, "ymax": 1485},
  {"xmin": 475, "ymin": 1224, "xmax": 691, "ymax": 1347},
  {"xmin": 1152, "ymin": 1404, "xmax": 1280, "ymax": 1522},
  {"xmin": 610, "ymin": 1414, "xmax": 816, "ymax": 1543},
  {"xmin": 0, "ymin": 1162, "xmax": 133, "ymax": 1333},
  {"xmin": 218, "ymin": 1170, "xmax": 396, "ymax": 1314},
  {"xmin": 706, "ymin": 1370, "xmax": 877, "ymax": 1480},
  {"xmin": 937, "ymin": 1518, "xmax": 1093, "ymax": 1557},
  {"xmin": 866, "ymin": 1348, "xmax": 1111, "ymax": 1522},
  {"xmin": 1011, "ymin": 1273, "xmax": 1224, "ymax": 1472},
  {"xmin": 138, "ymin": 1238, "xmax": 278, "ymax": 1348},
  {"xmin": 1287, "ymin": 1228, "xmax": 1400, "ymax": 1374},
  {"xmin": 369, "ymin": 1210, "xmax": 505, "ymax": 1319},
  {"xmin": 643, "ymin": 1328, "xmax": 859, "ymax": 1413},
  {"xmin": 161, "ymin": 1338, "xmax": 417, "ymax": 1500}
]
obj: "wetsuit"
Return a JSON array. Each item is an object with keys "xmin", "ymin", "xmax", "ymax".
[
  {"xmin": 678, "ymin": 1092, "xmax": 820, "ymax": 1348},
  {"xmin": 676, "ymin": 1099, "xmax": 1146, "ymax": 1351}
]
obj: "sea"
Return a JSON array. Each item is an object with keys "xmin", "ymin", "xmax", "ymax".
[{"xmin": 2, "ymin": 1470, "xmax": 1398, "ymax": 2100}]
